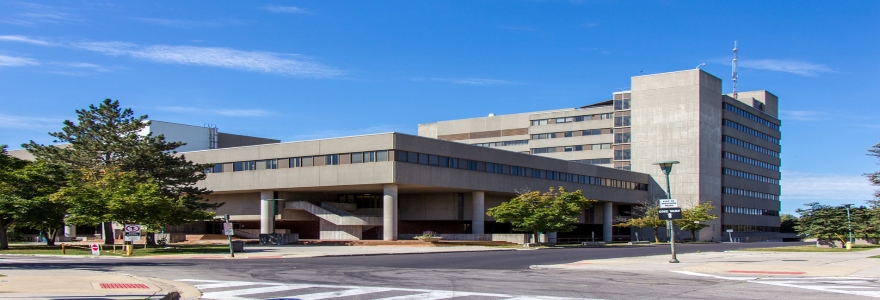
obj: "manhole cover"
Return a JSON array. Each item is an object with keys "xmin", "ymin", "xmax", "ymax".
[{"xmin": 99, "ymin": 283, "xmax": 150, "ymax": 289}]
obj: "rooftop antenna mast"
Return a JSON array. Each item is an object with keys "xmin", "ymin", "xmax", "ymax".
[{"xmin": 732, "ymin": 41, "xmax": 738, "ymax": 99}]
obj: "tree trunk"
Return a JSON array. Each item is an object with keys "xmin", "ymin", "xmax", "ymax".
[
  {"xmin": 533, "ymin": 229, "xmax": 539, "ymax": 244},
  {"xmin": 0, "ymin": 219, "xmax": 8, "ymax": 250},
  {"xmin": 652, "ymin": 227, "xmax": 660, "ymax": 243},
  {"xmin": 45, "ymin": 227, "xmax": 60, "ymax": 246},
  {"xmin": 691, "ymin": 228, "xmax": 696, "ymax": 242},
  {"xmin": 102, "ymin": 222, "xmax": 114, "ymax": 245}
]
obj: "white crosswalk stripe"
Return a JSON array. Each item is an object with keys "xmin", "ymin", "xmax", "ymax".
[
  {"xmin": 178, "ymin": 279, "xmax": 599, "ymax": 300},
  {"xmin": 673, "ymin": 271, "xmax": 880, "ymax": 298}
]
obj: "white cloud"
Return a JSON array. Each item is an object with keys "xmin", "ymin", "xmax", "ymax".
[
  {"xmin": 780, "ymin": 110, "xmax": 830, "ymax": 122},
  {"xmin": 781, "ymin": 171, "xmax": 874, "ymax": 202},
  {"xmin": 156, "ymin": 106, "xmax": 273, "ymax": 117},
  {"xmin": 0, "ymin": 113, "xmax": 60, "ymax": 129},
  {"xmin": 0, "ymin": 35, "xmax": 343, "ymax": 77},
  {"xmin": 69, "ymin": 42, "xmax": 342, "ymax": 77},
  {"xmin": 1, "ymin": 3, "xmax": 82, "ymax": 26},
  {"xmin": 262, "ymin": 5, "xmax": 308, "ymax": 14},
  {"xmin": 0, "ymin": 35, "xmax": 51, "ymax": 45},
  {"xmin": 739, "ymin": 59, "xmax": 833, "ymax": 76},
  {"xmin": 131, "ymin": 17, "xmax": 221, "ymax": 28},
  {"xmin": 0, "ymin": 54, "xmax": 39, "ymax": 67},
  {"xmin": 413, "ymin": 77, "xmax": 519, "ymax": 86}
]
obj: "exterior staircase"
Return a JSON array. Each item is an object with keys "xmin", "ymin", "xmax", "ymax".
[{"xmin": 284, "ymin": 201, "xmax": 382, "ymax": 240}]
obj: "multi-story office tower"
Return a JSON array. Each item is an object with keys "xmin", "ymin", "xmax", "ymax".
[{"xmin": 419, "ymin": 69, "xmax": 781, "ymax": 241}]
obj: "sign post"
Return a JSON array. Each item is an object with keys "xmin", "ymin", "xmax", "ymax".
[
  {"xmin": 225, "ymin": 214, "xmax": 234, "ymax": 258},
  {"xmin": 123, "ymin": 224, "xmax": 141, "ymax": 256},
  {"xmin": 657, "ymin": 204, "xmax": 682, "ymax": 263},
  {"xmin": 727, "ymin": 228, "xmax": 734, "ymax": 242}
]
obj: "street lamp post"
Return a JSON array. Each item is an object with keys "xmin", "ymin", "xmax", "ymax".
[
  {"xmin": 844, "ymin": 204, "xmax": 854, "ymax": 249},
  {"xmin": 654, "ymin": 160, "xmax": 680, "ymax": 263}
]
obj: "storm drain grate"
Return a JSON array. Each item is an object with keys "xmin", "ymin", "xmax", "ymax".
[{"xmin": 99, "ymin": 283, "xmax": 150, "ymax": 289}]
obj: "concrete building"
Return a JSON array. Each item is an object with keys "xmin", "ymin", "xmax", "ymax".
[
  {"xmin": 182, "ymin": 133, "xmax": 650, "ymax": 242},
  {"xmin": 419, "ymin": 69, "xmax": 782, "ymax": 241}
]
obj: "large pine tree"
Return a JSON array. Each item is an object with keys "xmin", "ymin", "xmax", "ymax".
[{"xmin": 23, "ymin": 99, "xmax": 221, "ymax": 237}]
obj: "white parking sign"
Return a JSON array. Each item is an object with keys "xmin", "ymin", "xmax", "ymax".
[{"xmin": 124, "ymin": 224, "xmax": 141, "ymax": 242}]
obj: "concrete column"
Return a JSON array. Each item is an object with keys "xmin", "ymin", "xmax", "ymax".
[
  {"xmin": 603, "ymin": 202, "xmax": 613, "ymax": 243},
  {"xmin": 472, "ymin": 191, "xmax": 485, "ymax": 234},
  {"xmin": 64, "ymin": 225, "xmax": 76, "ymax": 238},
  {"xmin": 383, "ymin": 184, "xmax": 398, "ymax": 241},
  {"xmin": 260, "ymin": 190, "xmax": 274, "ymax": 234}
]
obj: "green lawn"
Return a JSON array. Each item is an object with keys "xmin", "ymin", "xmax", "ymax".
[
  {"xmin": 743, "ymin": 244, "xmax": 880, "ymax": 252},
  {"xmin": 0, "ymin": 244, "xmax": 231, "ymax": 257}
]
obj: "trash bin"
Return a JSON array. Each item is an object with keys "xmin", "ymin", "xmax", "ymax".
[{"xmin": 231, "ymin": 241, "xmax": 245, "ymax": 252}]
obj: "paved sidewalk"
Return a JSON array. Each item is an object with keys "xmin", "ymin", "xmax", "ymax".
[
  {"xmin": 531, "ymin": 247, "xmax": 880, "ymax": 277},
  {"xmin": 0, "ymin": 268, "xmax": 201, "ymax": 299}
]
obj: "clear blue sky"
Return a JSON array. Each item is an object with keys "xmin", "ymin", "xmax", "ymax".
[{"xmin": 1, "ymin": 1, "xmax": 878, "ymax": 215}]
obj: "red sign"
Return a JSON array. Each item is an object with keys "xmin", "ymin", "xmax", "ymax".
[{"xmin": 91, "ymin": 244, "xmax": 99, "ymax": 251}]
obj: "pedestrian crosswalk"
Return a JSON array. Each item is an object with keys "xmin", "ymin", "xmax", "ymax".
[
  {"xmin": 178, "ymin": 279, "xmax": 598, "ymax": 300},
  {"xmin": 674, "ymin": 271, "xmax": 880, "ymax": 298}
]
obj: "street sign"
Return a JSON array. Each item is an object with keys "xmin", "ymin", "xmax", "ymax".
[
  {"xmin": 726, "ymin": 229, "xmax": 734, "ymax": 233},
  {"xmin": 659, "ymin": 199, "xmax": 678, "ymax": 208},
  {"xmin": 223, "ymin": 222, "xmax": 234, "ymax": 236},
  {"xmin": 658, "ymin": 207, "xmax": 682, "ymax": 220},
  {"xmin": 90, "ymin": 243, "xmax": 100, "ymax": 255},
  {"xmin": 124, "ymin": 224, "xmax": 142, "ymax": 242}
]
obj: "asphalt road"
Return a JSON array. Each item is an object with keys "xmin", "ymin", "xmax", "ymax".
[{"xmin": 7, "ymin": 242, "xmax": 874, "ymax": 299}]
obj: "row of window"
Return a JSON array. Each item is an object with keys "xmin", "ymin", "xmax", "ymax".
[
  {"xmin": 532, "ymin": 143, "xmax": 612, "ymax": 154},
  {"xmin": 394, "ymin": 150, "xmax": 648, "ymax": 191},
  {"xmin": 205, "ymin": 150, "xmax": 392, "ymax": 173},
  {"xmin": 473, "ymin": 140, "xmax": 529, "ymax": 148},
  {"xmin": 724, "ymin": 119, "xmax": 780, "ymax": 144},
  {"xmin": 530, "ymin": 129, "xmax": 607, "ymax": 140},
  {"xmin": 724, "ymin": 135, "xmax": 780, "ymax": 157},
  {"xmin": 351, "ymin": 151, "xmax": 390, "ymax": 163},
  {"xmin": 723, "ymin": 186, "xmax": 779, "ymax": 201},
  {"xmin": 724, "ymin": 103, "xmax": 780, "ymax": 130},
  {"xmin": 723, "ymin": 168, "xmax": 779, "ymax": 185},
  {"xmin": 723, "ymin": 206, "xmax": 779, "ymax": 216},
  {"xmin": 530, "ymin": 113, "xmax": 614, "ymax": 126},
  {"xmin": 724, "ymin": 152, "xmax": 779, "ymax": 171},
  {"xmin": 571, "ymin": 158, "xmax": 613, "ymax": 165},
  {"xmin": 722, "ymin": 225, "xmax": 780, "ymax": 233}
]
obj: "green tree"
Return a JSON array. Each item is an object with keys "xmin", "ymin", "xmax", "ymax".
[
  {"xmin": 487, "ymin": 187, "xmax": 595, "ymax": 242},
  {"xmin": 795, "ymin": 203, "xmax": 850, "ymax": 247},
  {"xmin": 674, "ymin": 201, "xmax": 719, "ymax": 242},
  {"xmin": 55, "ymin": 167, "xmax": 203, "ymax": 230},
  {"xmin": 23, "ymin": 99, "xmax": 221, "ymax": 237},
  {"xmin": 0, "ymin": 146, "xmax": 66, "ymax": 248},
  {"xmin": 615, "ymin": 199, "xmax": 665, "ymax": 243},
  {"xmin": 780, "ymin": 214, "xmax": 799, "ymax": 233}
]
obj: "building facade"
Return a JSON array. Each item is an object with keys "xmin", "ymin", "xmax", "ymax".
[
  {"xmin": 182, "ymin": 133, "xmax": 650, "ymax": 242},
  {"xmin": 419, "ymin": 69, "xmax": 782, "ymax": 241}
]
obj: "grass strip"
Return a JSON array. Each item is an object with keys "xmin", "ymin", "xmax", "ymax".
[{"xmin": 0, "ymin": 244, "xmax": 230, "ymax": 257}]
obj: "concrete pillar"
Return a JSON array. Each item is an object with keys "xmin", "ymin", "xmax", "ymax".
[
  {"xmin": 603, "ymin": 202, "xmax": 613, "ymax": 243},
  {"xmin": 64, "ymin": 225, "xmax": 76, "ymax": 238},
  {"xmin": 260, "ymin": 190, "xmax": 274, "ymax": 234},
  {"xmin": 472, "ymin": 191, "xmax": 485, "ymax": 234},
  {"xmin": 383, "ymin": 184, "xmax": 398, "ymax": 241}
]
